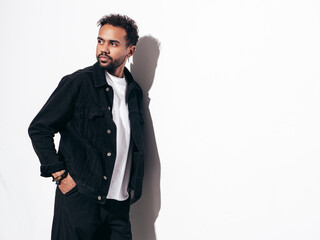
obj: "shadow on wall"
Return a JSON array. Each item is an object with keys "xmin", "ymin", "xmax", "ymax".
[{"xmin": 130, "ymin": 36, "xmax": 161, "ymax": 240}]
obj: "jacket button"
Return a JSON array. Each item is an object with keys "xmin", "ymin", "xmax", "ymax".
[
  {"xmin": 107, "ymin": 152, "xmax": 112, "ymax": 157},
  {"xmin": 98, "ymin": 196, "xmax": 102, "ymax": 200},
  {"xmin": 108, "ymin": 106, "xmax": 111, "ymax": 110},
  {"xmin": 103, "ymin": 176, "xmax": 107, "ymax": 180},
  {"xmin": 107, "ymin": 129, "xmax": 111, "ymax": 134},
  {"xmin": 106, "ymin": 87, "xmax": 110, "ymax": 92}
]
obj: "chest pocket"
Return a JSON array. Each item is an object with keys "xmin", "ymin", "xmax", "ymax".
[
  {"xmin": 87, "ymin": 109, "xmax": 105, "ymax": 120},
  {"xmin": 79, "ymin": 107, "xmax": 107, "ymax": 145}
]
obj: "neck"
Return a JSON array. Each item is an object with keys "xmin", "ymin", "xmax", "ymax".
[{"xmin": 108, "ymin": 65, "xmax": 125, "ymax": 78}]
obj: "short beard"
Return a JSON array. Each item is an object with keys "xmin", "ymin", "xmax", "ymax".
[{"xmin": 98, "ymin": 54, "xmax": 127, "ymax": 74}]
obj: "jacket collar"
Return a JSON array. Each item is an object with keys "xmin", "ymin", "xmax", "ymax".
[{"xmin": 93, "ymin": 62, "xmax": 107, "ymax": 88}]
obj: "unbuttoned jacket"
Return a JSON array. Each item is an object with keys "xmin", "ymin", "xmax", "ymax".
[{"xmin": 28, "ymin": 62, "xmax": 144, "ymax": 204}]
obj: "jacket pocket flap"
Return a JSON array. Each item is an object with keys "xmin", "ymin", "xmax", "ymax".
[{"xmin": 87, "ymin": 109, "xmax": 105, "ymax": 120}]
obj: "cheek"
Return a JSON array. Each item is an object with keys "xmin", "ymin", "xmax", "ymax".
[{"xmin": 114, "ymin": 48, "xmax": 129, "ymax": 57}]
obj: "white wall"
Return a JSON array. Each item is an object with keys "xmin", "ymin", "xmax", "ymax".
[{"xmin": 1, "ymin": 0, "xmax": 320, "ymax": 239}]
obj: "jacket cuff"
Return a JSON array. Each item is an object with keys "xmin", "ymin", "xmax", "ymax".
[{"xmin": 40, "ymin": 162, "xmax": 66, "ymax": 177}]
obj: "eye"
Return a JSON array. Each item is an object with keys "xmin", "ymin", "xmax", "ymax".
[
  {"xmin": 97, "ymin": 39, "xmax": 103, "ymax": 44},
  {"xmin": 110, "ymin": 42, "xmax": 118, "ymax": 47}
]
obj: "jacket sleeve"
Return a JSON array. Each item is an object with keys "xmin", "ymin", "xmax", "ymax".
[{"xmin": 28, "ymin": 76, "xmax": 78, "ymax": 177}]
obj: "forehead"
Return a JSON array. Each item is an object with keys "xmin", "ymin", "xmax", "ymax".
[{"xmin": 98, "ymin": 24, "xmax": 127, "ymax": 42}]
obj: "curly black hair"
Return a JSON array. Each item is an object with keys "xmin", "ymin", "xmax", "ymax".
[{"xmin": 97, "ymin": 14, "xmax": 139, "ymax": 47}]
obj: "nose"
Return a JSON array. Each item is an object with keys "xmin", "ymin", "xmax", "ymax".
[{"xmin": 100, "ymin": 43, "xmax": 110, "ymax": 54}]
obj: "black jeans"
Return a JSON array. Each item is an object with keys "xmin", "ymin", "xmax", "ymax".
[{"xmin": 51, "ymin": 186, "xmax": 132, "ymax": 240}]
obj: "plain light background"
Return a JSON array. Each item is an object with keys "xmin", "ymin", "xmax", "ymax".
[{"xmin": 1, "ymin": 0, "xmax": 320, "ymax": 239}]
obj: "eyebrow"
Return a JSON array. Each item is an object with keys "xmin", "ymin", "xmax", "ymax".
[{"xmin": 97, "ymin": 37, "xmax": 120, "ymax": 44}]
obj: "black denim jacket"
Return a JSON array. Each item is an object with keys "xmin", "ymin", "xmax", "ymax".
[{"xmin": 28, "ymin": 62, "xmax": 144, "ymax": 204}]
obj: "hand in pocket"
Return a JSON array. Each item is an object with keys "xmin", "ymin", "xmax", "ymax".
[{"xmin": 58, "ymin": 173, "xmax": 77, "ymax": 194}]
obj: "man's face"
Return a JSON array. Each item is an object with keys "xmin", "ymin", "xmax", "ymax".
[{"xmin": 96, "ymin": 24, "xmax": 135, "ymax": 77}]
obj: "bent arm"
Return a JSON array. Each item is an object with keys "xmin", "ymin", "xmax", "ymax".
[{"xmin": 28, "ymin": 76, "xmax": 78, "ymax": 177}]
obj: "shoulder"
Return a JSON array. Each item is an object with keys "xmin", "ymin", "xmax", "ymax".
[
  {"xmin": 62, "ymin": 65, "xmax": 94, "ymax": 82},
  {"xmin": 47, "ymin": 66, "xmax": 97, "ymax": 101},
  {"xmin": 133, "ymin": 80, "xmax": 143, "ymax": 95},
  {"xmin": 124, "ymin": 67, "xmax": 143, "ymax": 97},
  {"xmin": 54, "ymin": 65, "xmax": 96, "ymax": 93}
]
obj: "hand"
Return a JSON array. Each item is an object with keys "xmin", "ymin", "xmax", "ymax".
[
  {"xmin": 52, "ymin": 170, "xmax": 65, "ymax": 179},
  {"xmin": 58, "ymin": 173, "xmax": 77, "ymax": 194}
]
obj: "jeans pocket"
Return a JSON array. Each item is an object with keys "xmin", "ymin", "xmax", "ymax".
[{"xmin": 58, "ymin": 185, "xmax": 78, "ymax": 196}]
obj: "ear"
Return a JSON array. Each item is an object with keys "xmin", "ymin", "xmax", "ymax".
[{"xmin": 127, "ymin": 46, "xmax": 136, "ymax": 58}]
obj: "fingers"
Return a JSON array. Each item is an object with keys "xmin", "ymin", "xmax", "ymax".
[{"xmin": 58, "ymin": 174, "xmax": 76, "ymax": 194}]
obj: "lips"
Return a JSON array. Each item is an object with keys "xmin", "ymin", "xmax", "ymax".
[{"xmin": 99, "ymin": 54, "xmax": 111, "ymax": 61}]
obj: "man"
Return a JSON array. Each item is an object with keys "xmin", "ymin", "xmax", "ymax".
[{"xmin": 28, "ymin": 14, "xmax": 144, "ymax": 240}]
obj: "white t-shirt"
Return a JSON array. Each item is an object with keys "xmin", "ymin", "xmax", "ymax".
[{"xmin": 105, "ymin": 71, "xmax": 132, "ymax": 201}]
